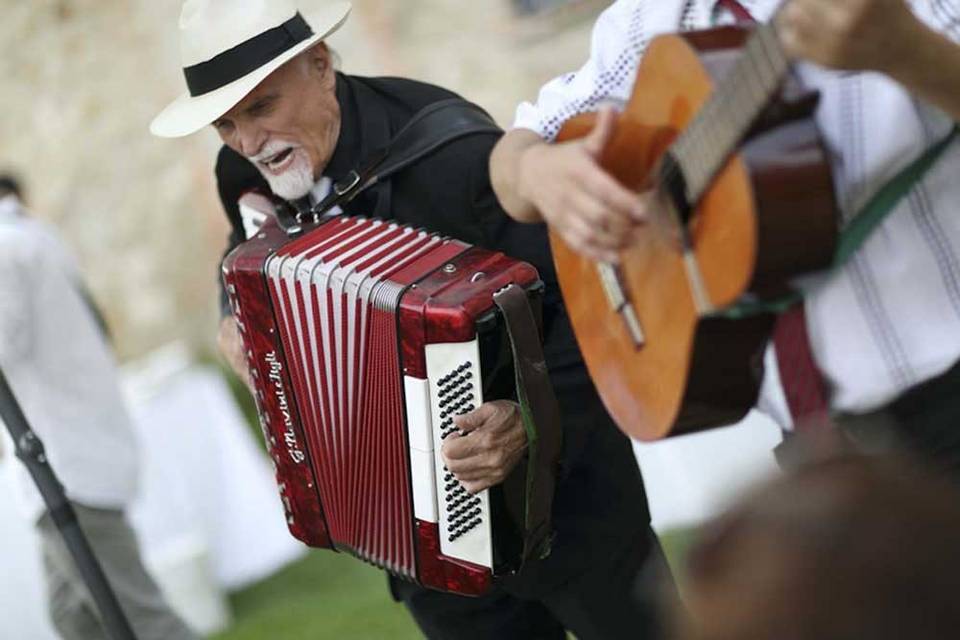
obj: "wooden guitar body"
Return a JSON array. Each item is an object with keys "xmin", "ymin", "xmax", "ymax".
[{"xmin": 551, "ymin": 27, "xmax": 838, "ymax": 440}]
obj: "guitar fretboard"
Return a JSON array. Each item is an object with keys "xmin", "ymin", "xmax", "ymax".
[{"xmin": 669, "ymin": 23, "xmax": 790, "ymax": 206}]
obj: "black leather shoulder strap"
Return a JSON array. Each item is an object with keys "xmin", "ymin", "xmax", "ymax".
[
  {"xmin": 307, "ymin": 98, "xmax": 502, "ymax": 220},
  {"xmin": 493, "ymin": 284, "xmax": 563, "ymax": 567}
]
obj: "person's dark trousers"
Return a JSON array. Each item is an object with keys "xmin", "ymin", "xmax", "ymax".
[
  {"xmin": 777, "ymin": 358, "xmax": 960, "ymax": 477},
  {"xmin": 837, "ymin": 358, "xmax": 960, "ymax": 478},
  {"xmin": 389, "ymin": 529, "xmax": 670, "ymax": 640}
]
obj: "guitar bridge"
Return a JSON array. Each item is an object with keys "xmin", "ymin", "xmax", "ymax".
[{"xmin": 597, "ymin": 262, "xmax": 645, "ymax": 348}]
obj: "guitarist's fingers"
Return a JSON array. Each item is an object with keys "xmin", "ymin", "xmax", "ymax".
[
  {"xmin": 562, "ymin": 215, "xmax": 623, "ymax": 263},
  {"xmin": 778, "ymin": 0, "xmax": 907, "ymax": 72},
  {"xmin": 635, "ymin": 189, "xmax": 663, "ymax": 225},
  {"xmin": 581, "ymin": 106, "xmax": 618, "ymax": 159},
  {"xmin": 789, "ymin": 0, "xmax": 862, "ymax": 26},
  {"xmin": 777, "ymin": 0, "xmax": 821, "ymax": 59},
  {"xmin": 584, "ymin": 168, "xmax": 650, "ymax": 223},
  {"xmin": 571, "ymin": 191, "xmax": 634, "ymax": 241},
  {"xmin": 568, "ymin": 208, "xmax": 628, "ymax": 248}
]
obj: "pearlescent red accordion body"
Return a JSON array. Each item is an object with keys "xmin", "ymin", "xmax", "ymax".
[{"xmin": 222, "ymin": 205, "xmax": 541, "ymax": 596}]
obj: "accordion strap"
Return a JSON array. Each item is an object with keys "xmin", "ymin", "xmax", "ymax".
[
  {"xmin": 493, "ymin": 284, "xmax": 563, "ymax": 567},
  {"xmin": 298, "ymin": 98, "xmax": 501, "ymax": 224}
]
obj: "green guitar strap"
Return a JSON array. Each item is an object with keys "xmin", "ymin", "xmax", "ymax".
[{"xmin": 833, "ymin": 126, "xmax": 958, "ymax": 267}]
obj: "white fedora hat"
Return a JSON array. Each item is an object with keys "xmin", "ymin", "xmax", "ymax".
[{"xmin": 150, "ymin": 0, "xmax": 351, "ymax": 138}]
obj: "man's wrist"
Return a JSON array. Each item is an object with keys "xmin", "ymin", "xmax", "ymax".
[
  {"xmin": 516, "ymin": 141, "xmax": 546, "ymax": 206},
  {"xmin": 879, "ymin": 15, "xmax": 935, "ymax": 79}
]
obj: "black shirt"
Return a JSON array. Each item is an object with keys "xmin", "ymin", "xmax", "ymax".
[{"xmin": 215, "ymin": 73, "xmax": 652, "ymax": 596}]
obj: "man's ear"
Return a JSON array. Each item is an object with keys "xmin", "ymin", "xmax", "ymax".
[{"xmin": 305, "ymin": 42, "xmax": 332, "ymax": 78}]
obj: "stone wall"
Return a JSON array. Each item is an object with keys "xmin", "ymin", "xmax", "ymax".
[{"xmin": 1, "ymin": 0, "xmax": 605, "ymax": 361}]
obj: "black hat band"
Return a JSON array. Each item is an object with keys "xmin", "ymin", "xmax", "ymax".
[{"xmin": 183, "ymin": 12, "xmax": 314, "ymax": 97}]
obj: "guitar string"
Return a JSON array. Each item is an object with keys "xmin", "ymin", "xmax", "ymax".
[
  {"xmin": 659, "ymin": 23, "xmax": 787, "ymax": 212},
  {"xmin": 600, "ymin": 3, "xmax": 791, "ymax": 316},
  {"xmin": 641, "ymin": 14, "xmax": 788, "ymax": 313},
  {"xmin": 673, "ymin": 5, "xmax": 792, "ymax": 200}
]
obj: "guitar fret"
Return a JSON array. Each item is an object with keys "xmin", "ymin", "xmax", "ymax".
[{"xmin": 670, "ymin": 24, "xmax": 788, "ymax": 206}]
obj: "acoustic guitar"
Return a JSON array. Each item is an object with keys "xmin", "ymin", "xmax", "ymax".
[{"xmin": 551, "ymin": 24, "xmax": 839, "ymax": 440}]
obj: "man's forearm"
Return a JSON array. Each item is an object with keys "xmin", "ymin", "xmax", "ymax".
[
  {"xmin": 779, "ymin": 0, "xmax": 960, "ymax": 123},
  {"xmin": 886, "ymin": 20, "xmax": 960, "ymax": 122},
  {"xmin": 489, "ymin": 128, "xmax": 547, "ymax": 224}
]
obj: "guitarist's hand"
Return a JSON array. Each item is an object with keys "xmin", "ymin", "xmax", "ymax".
[
  {"xmin": 516, "ymin": 107, "xmax": 648, "ymax": 263},
  {"xmin": 441, "ymin": 400, "xmax": 528, "ymax": 495},
  {"xmin": 777, "ymin": 0, "xmax": 919, "ymax": 73}
]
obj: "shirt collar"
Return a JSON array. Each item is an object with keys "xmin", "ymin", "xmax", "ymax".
[
  {"xmin": 691, "ymin": 0, "xmax": 775, "ymax": 22},
  {"xmin": 314, "ymin": 73, "xmax": 395, "ymax": 218},
  {"xmin": 0, "ymin": 195, "xmax": 23, "ymax": 222},
  {"xmin": 323, "ymin": 73, "xmax": 360, "ymax": 179},
  {"xmin": 323, "ymin": 73, "xmax": 392, "ymax": 181}
]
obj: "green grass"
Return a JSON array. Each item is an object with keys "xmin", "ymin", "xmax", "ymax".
[
  {"xmin": 211, "ymin": 550, "xmax": 422, "ymax": 640},
  {"xmin": 211, "ymin": 527, "xmax": 700, "ymax": 640},
  {"xmin": 209, "ymin": 365, "xmax": 422, "ymax": 639},
  {"xmin": 658, "ymin": 527, "xmax": 699, "ymax": 592}
]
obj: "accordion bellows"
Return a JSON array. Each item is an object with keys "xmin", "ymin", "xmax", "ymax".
[{"xmin": 222, "ymin": 196, "xmax": 543, "ymax": 595}]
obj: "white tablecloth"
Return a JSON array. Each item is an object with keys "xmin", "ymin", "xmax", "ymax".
[
  {"xmin": 124, "ymin": 358, "xmax": 306, "ymax": 592},
  {"xmin": 0, "ymin": 348, "xmax": 306, "ymax": 638},
  {"xmin": 634, "ymin": 411, "xmax": 784, "ymax": 531}
]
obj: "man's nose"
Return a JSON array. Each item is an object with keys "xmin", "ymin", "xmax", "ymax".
[{"xmin": 237, "ymin": 124, "xmax": 268, "ymax": 158}]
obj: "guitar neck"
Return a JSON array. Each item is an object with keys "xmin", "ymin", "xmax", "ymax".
[{"xmin": 667, "ymin": 23, "xmax": 791, "ymax": 208}]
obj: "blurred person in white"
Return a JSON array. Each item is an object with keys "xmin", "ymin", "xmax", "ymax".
[
  {"xmin": 0, "ymin": 175, "xmax": 196, "ymax": 640},
  {"xmin": 490, "ymin": 0, "xmax": 960, "ymax": 470}
]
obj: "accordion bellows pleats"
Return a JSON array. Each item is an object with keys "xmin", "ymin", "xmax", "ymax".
[{"xmin": 222, "ymin": 195, "xmax": 542, "ymax": 595}]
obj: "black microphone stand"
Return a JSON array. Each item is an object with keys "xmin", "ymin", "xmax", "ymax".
[{"xmin": 0, "ymin": 366, "xmax": 137, "ymax": 640}]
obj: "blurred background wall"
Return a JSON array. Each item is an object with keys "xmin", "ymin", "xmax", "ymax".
[{"xmin": 0, "ymin": 0, "xmax": 607, "ymax": 362}]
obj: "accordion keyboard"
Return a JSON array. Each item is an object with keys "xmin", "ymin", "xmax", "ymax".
[
  {"xmin": 438, "ymin": 361, "xmax": 482, "ymax": 541},
  {"xmin": 425, "ymin": 340, "xmax": 493, "ymax": 569}
]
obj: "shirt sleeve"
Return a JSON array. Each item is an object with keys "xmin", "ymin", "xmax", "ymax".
[
  {"xmin": 924, "ymin": 1, "xmax": 960, "ymax": 44},
  {"xmin": 512, "ymin": 0, "xmax": 648, "ymax": 141},
  {"xmin": 215, "ymin": 145, "xmax": 269, "ymax": 316},
  {"xmin": 0, "ymin": 240, "xmax": 34, "ymax": 365}
]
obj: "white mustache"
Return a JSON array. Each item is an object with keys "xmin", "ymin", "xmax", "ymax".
[{"xmin": 248, "ymin": 140, "xmax": 301, "ymax": 163}]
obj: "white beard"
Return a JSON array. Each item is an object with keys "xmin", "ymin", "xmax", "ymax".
[{"xmin": 249, "ymin": 143, "xmax": 316, "ymax": 201}]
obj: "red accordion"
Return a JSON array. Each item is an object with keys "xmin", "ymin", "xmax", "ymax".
[{"xmin": 222, "ymin": 195, "xmax": 555, "ymax": 596}]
